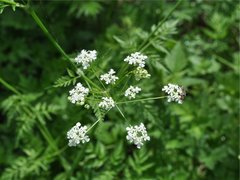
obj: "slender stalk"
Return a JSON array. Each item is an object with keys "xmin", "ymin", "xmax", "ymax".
[
  {"xmin": 138, "ymin": 0, "xmax": 182, "ymax": 51},
  {"xmin": 0, "ymin": 77, "xmax": 21, "ymax": 95},
  {"xmin": 24, "ymin": 104, "xmax": 71, "ymax": 171},
  {"xmin": 115, "ymin": 105, "xmax": 129, "ymax": 122},
  {"xmin": 86, "ymin": 118, "xmax": 102, "ymax": 133},
  {"xmin": 119, "ymin": 73, "xmax": 132, "ymax": 93},
  {"xmin": 113, "ymin": 70, "xmax": 132, "ymax": 88},
  {"xmin": 91, "ymin": 67, "xmax": 107, "ymax": 90},
  {"xmin": 0, "ymin": 0, "xmax": 25, "ymax": 7},
  {"xmin": 139, "ymin": 36, "xmax": 158, "ymax": 52},
  {"xmin": 27, "ymin": 8, "xmax": 106, "ymax": 93},
  {"xmin": 65, "ymin": 144, "xmax": 86, "ymax": 178},
  {"xmin": 214, "ymin": 55, "xmax": 235, "ymax": 70},
  {"xmin": 116, "ymin": 96, "xmax": 166, "ymax": 104},
  {"xmin": 80, "ymin": 72, "xmax": 102, "ymax": 90},
  {"xmin": 28, "ymin": 8, "xmax": 70, "ymax": 61}
]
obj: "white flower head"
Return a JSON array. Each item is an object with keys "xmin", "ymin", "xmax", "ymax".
[
  {"xmin": 67, "ymin": 122, "xmax": 90, "ymax": 147},
  {"xmin": 162, "ymin": 83, "xmax": 186, "ymax": 104},
  {"xmin": 74, "ymin": 49, "xmax": 97, "ymax": 69},
  {"xmin": 133, "ymin": 67, "xmax": 151, "ymax": 81},
  {"xmin": 125, "ymin": 86, "xmax": 141, "ymax": 99},
  {"xmin": 100, "ymin": 69, "xmax": 119, "ymax": 84},
  {"xmin": 126, "ymin": 123, "xmax": 150, "ymax": 149},
  {"xmin": 124, "ymin": 52, "xmax": 148, "ymax": 67},
  {"xmin": 99, "ymin": 97, "xmax": 115, "ymax": 110},
  {"xmin": 68, "ymin": 83, "xmax": 89, "ymax": 105}
]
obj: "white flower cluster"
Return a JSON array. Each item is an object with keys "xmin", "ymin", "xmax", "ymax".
[
  {"xmin": 67, "ymin": 122, "xmax": 90, "ymax": 147},
  {"xmin": 68, "ymin": 83, "xmax": 89, "ymax": 105},
  {"xmin": 66, "ymin": 50, "xmax": 188, "ymax": 149},
  {"xmin": 133, "ymin": 67, "xmax": 151, "ymax": 81},
  {"xmin": 124, "ymin": 52, "xmax": 148, "ymax": 67},
  {"xmin": 125, "ymin": 86, "xmax": 141, "ymax": 99},
  {"xmin": 99, "ymin": 97, "xmax": 115, "ymax": 110},
  {"xmin": 126, "ymin": 123, "xmax": 150, "ymax": 149},
  {"xmin": 162, "ymin": 83, "xmax": 186, "ymax": 104},
  {"xmin": 100, "ymin": 69, "xmax": 119, "ymax": 84},
  {"xmin": 74, "ymin": 49, "xmax": 97, "ymax": 69}
]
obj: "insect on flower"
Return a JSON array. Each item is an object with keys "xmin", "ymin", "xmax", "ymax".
[{"xmin": 162, "ymin": 83, "xmax": 186, "ymax": 104}]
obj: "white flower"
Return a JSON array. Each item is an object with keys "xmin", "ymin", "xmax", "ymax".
[
  {"xmin": 124, "ymin": 52, "xmax": 148, "ymax": 67},
  {"xmin": 100, "ymin": 69, "xmax": 119, "ymax": 84},
  {"xmin": 162, "ymin": 83, "xmax": 186, "ymax": 104},
  {"xmin": 74, "ymin": 49, "xmax": 97, "ymax": 69},
  {"xmin": 67, "ymin": 122, "xmax": 90, "ymax": 147},
  {"xmin": 126, "ymin": 123, "xmax": 150, "ymax": 149},
  {"xmin": 68, "ymin": 83, "xmax": 89, "ymax": 105},
  {"xmin": 125, "ymin": 86, "xmax": 141, "ymax": 99},
  {"xmin": 99, "ymin": 97, "xmax": 115, "ymax": 110},
  {"xmin": 133, "ymin": 67, "xmax": 151, "ymax": 81}
]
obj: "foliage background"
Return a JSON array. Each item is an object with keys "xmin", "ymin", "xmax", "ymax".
[{"xmin": 0, "ymin": 0, "xmax": 239, "ymax": 179}]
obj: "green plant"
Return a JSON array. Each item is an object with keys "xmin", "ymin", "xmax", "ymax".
[{"xmin": 0, "ymin": 0, "xmax": 238, "ymax": 179}]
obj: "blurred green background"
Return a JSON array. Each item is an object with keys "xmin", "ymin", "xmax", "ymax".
[{"xmin": 0, "ymin": 0, "xmax": 239, "ymax": 179}]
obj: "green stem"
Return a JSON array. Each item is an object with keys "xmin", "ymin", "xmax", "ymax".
[
  {"xmin": 116, "ymin": 96, "xmax": 166, "ymax": 104},
  {"xmin": 0, "ymin": 77, "xmax": 70, "ymax": 171},
  {"xmin": 140, "ymin": 36, "xmax": 159, "ymax": 52},
  {"xmin": 27, "ymin": 8, "xmax": 106, "ymax": 93},
  {"xmin": 91, "ymin": 67, "xmax": 107, "ymax": 90},
  {"xmin": 80, "ymin": 72, "xmax": 101, "ymax": 90},
  {"xmin": 115, "ymin": 105, "xmax": 129, "ymax": 122},
  {"xmin": 0, "ymin": 0, "xmax": 25, "ymax": 7},
  {"xmin": 27, "ymin": 7, "xmax": 107, "ymax": 103},
  {"xmin": 27, "ymin": 8, "xmax": 70, "ymax": 61},
  {"xmin": 65, "ymin": 144, "xmax": 86, "ymax": 178},
  {"xmin": 24, "ymin": 104, "xmax": 70, "ymax": 171},
  {"xmin": 0, "ymin": 77, "xmax": 21, "ymax": 95},
  {"xmin": 214, "ymin": 55, "xmax": 235, "ymax": 70},
  {"xmin": 138, "ymin": 0, "xmax": 182, "ymax": 51},
  {"xmin": 86, "ymin": 118, "xmax": 102, "ymax": 133},
  {"xmin": 112, "ymin": 70, "xmax": 133, "ymax": 91}
]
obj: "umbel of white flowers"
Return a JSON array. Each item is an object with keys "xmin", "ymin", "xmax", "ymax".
[
  {"xmin": 67, "ymin": 122, "xmax": 90, "ymax": 146},
  {"xmin": 74, "ymin": 49, "xmax": 97, "ymax": 69},
  {"xmin": 125, "ymin": 86, "xmax": 141, "ymax": 99},
  {"xmin": 162, "ymin": 83, "xmax": 186, "ymax": 104},
  {"xmin": 126, "ymin": 123, "xmax": 150, "ymax": 149},
  {"xmin": 68, "ymin": 83, "xmax": 89, "ymax": 105},
  {"xmin": 99, "ymin": 97, "xmax": 115, "ymax": 110},
  {"xmin": 67, "ymin": 50, "xmax": 187, "ymax": 149},
  {"xmin": 124, "ymin": 52, "xmax": 148, "ymax": 67},
  {"xmin": 100, "ymin": 69, "xmax": 119, "ymax": 84}
]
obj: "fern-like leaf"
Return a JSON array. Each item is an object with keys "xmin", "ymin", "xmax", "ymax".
[{"xmin": 53, "ymin": 76, "xmax": 78, "ymax": 87}]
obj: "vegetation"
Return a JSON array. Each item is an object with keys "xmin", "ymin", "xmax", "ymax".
[{"xmin": 0, "ymin": 0, "xmax": 239, "ymax": 179}]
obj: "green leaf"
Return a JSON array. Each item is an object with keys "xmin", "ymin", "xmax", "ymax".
[
  {"xmin": 0, "ymin": 4, "xmax": 8, "ymax": 14},
  {"xmin": 94, "ymin": 122, "xmax": 114, "ymax": 144},
  {"xmin": 79, "ymin": 2, "xmax": 102, "ymax": 17},
  {"xmin": 164, "ymin": 42, "xmax": 187, "ymax": 72},
  {"xmin": 165, "ymin": 140, "xmax": 188, "ymax": 149},
  {"xmin": 53, "ymin": 76, "xmax": 77, "ymax": 87},
  {"xmin": 200, "ymin": 147, "xmax": 228, "ymax": 170},
  {"xmin": 67, "ymin": 68, "xmax": 75, "ymax": 77},
  {"xmin": 88, "ymin": 99, "xmax": 105, "ymax": 122}
]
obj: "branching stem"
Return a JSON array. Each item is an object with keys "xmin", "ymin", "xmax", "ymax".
[
  {"xmin": 138, "ymin": 0, "xmax": 182, "ymax": 51},
  {"xmin": 116, "ymin": 96, "xmax": 166, "ymax": 104}
]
